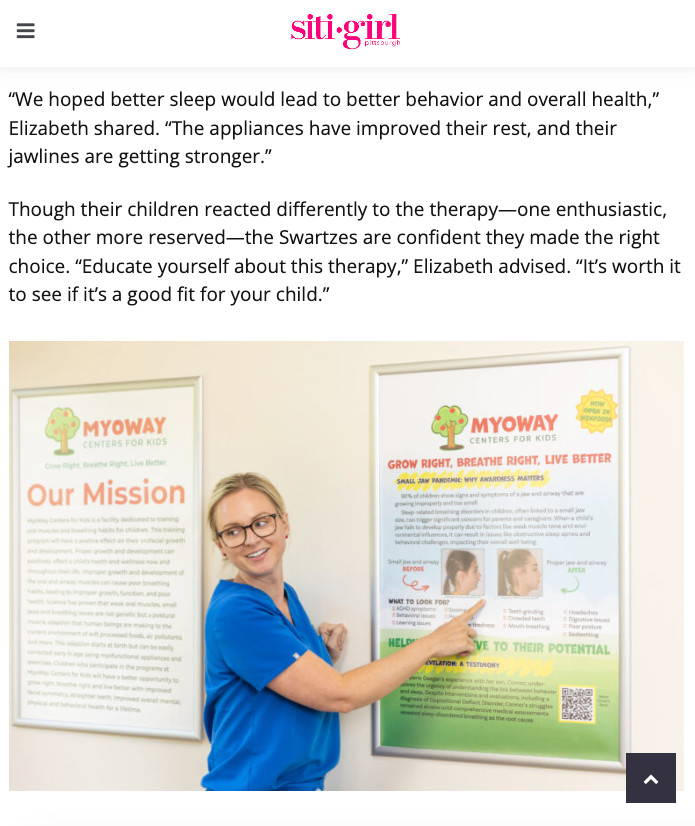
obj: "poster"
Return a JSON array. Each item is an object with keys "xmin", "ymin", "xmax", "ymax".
[
  {"xmin": 13, "ymin": 377, "xmax": 202, "ymax": 739},
  {"xmin": 372, "ymin": 349, "xmax": 629, "ymax": 770}
]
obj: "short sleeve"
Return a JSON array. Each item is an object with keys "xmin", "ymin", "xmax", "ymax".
[{"xmin": 211, "ymin": 595, "xmax": 309, "ymax": 691}]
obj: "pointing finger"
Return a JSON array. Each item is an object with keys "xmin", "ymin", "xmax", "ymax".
[{"xmin": 460, "ymin": 598, "xmax": 485, "ymax": 622}]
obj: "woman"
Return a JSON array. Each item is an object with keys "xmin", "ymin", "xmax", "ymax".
[
  {"xmin": 203, "ymin": 472, "xmax": 484, "ymax": 791},
  {"xmin": 498, "ymin": 549, "xmax": 541, "ymax": 596},
  {"xmin": 443, "ymin": 550, "xmax": 482, "ymax": 595}
]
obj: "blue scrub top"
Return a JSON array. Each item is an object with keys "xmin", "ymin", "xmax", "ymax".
[{"xmin": 203, "ymin": 580, "xmax": 340, "ymax": 790}]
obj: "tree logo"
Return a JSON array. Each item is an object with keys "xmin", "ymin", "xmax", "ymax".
[
  {"xmin": 45, "ymin": 407, "xmax": 80, "ymax": 455},
  {"xmin": 431, "ymin": 405, "xmax": 468, "ymax": 450}
]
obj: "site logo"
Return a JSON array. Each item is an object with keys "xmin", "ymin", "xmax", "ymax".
[
  {"xmin": 291, "ymin": 13, "xmax": 399, "ymax": 49},
  {"xmin": 431, "ymin": 405, "xmax": 468, "ymax": 451},
  {"xmin": 45, "ymin": 407, "xmax": 80, "ymax": 455}
]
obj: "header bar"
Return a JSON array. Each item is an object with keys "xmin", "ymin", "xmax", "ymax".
[{"xmin": 2, "ymin": 1, "xmax": 694, "ymax": 68}]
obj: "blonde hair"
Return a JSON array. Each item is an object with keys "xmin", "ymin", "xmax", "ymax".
[{"xmin": 207, "ymin": 472, "xmax": 287, "ymax": 542}]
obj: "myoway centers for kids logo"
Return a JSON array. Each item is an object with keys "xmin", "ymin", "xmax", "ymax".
[
  {"xmin": 44, "ymin": 407, "xmax": 168, "ymax": 455},
  {"xmin": 45, "ymin": 407, "xmax": 80, "ymax": 455},
  {"xmin": 431, "ymin": 405, "xmax": 469, "ymax": 450}
]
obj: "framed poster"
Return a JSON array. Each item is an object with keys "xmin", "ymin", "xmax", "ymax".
[
  {"xmin": 12, "ymin": 377, "xmax": 203, "ymax": 739},
  {"xmin": 372, "ymin": 348, "xmax": 629, "ymax": 770}
]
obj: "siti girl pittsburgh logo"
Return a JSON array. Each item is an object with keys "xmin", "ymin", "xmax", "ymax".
[{"xmin": 291, "ymin": 13, "xmax": 399, "ymax": 49}]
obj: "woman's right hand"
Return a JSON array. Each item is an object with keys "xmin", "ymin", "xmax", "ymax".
[
  {"xmin": 426, "ymin": 598, "xmax": 485, "ymax": 658},
  {"xmin": 268, "ymin": 598, "xmax": 486, "ymax": 713}
]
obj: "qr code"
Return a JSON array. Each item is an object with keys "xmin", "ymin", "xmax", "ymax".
[{"xmin": 559, "ymin": 686, "xmax": 595, "ymax": 723}]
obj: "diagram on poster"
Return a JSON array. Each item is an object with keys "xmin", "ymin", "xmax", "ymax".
[
  {"xmin": 372, "ymin": 351, "xmax": 628, "ymax": 769},
  {"xmin": 13, "ymin": 378, "xmax": 202, "ymax": 739}
]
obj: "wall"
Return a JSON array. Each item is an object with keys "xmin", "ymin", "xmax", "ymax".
[{"xmin": 8, "ymin": 340, "xmax": 684, "ymax": 791}]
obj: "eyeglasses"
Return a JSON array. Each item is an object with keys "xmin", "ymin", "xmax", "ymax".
[{"xmin": 217, "ymin": 514, "xmax": 279, "ymax": 549}]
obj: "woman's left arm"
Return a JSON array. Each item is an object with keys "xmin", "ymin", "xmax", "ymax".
[{"xmin": 317, "ymin": 622, "xmax": 348, "ymax": 663}]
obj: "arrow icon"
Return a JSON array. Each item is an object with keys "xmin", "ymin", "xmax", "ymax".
[
  {"xmin": 644, "ymin": 775, "xmax": 658, "ymax": 784},
  {"xmin": 402, "ymin": 575, "xmax": 430, "ymax": 591},
  {"xmin": 561, "ymin": 576, "xmax": 580, "ymax": 594}
]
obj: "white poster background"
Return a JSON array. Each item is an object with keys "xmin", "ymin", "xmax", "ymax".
[
  {"xmin": 372, "ymin": 349, "xmax": 628, "ymax": 767},
  {"xmin": 13, "ymin": 377, "xmax": 202, "ymax": 739}
]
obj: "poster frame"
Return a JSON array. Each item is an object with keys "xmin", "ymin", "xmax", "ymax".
[
  {"xmin": 370, "ymin": 347, "xmax": 630, "ymax": 771},
  {"xmin": 12, "ymin": 375, "xmax": 203, "ymax": 740}
]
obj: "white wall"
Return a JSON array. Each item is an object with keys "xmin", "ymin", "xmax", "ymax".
[{"xmin": 9, "ymin": 340, "xmax": 683, "ymax": 791}]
